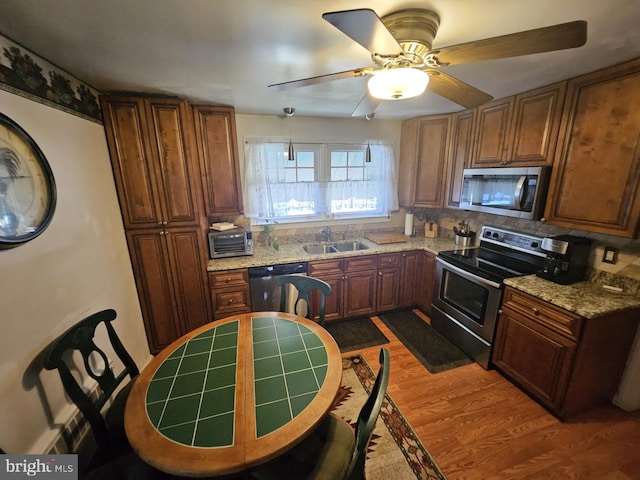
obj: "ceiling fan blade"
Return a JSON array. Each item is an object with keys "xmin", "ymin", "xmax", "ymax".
[
  {"xmin": 430, "ymin": 20, "xmax": 587, "ymax": 66},
  {"xmin": 351, "ymin": 91, "xmax": 383, "ymax": 117},
  {"xmin": 268, "ymin": 68, "xmax": 372, "ymax": 91},
  {"xmin": 425, "ymin": 69, "xmax": 494, "ymax": 108},
  {"xmin": 322, "ymin": 9, "xmax": 403, "ymax": 56}
]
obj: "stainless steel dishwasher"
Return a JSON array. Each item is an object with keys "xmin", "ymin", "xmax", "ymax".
[{"xmin": 248, "ymin": 262, "xmax": 308, "ymax": 312}]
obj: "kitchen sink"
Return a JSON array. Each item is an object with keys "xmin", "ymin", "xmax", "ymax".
[
  {"xmin": 303, "ymin": 244, "xmax": 338, "ymax": 254},
  {"xmin": 332, "ymin": 241, "xmax": 369, "ymax": 252},
  {"xmin": 302, "ymin": 241, "xmax": 369, "ymax": 255}
]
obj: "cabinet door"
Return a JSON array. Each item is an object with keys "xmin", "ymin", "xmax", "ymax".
[
  {"xmin": 146, "ymin": 99, "xmax": 202, "ymax": 226},
  {"xmin": 193, "ymin": 106, "xmax": 244, "ymax": 217},
  {"xmin": 398, "ymin": 115, "xmax": 451, "ymax": 207},
  {"xmin": 493, "ymin": 306, "xmax": 576, "ymax": 413},
  {"xmin": 101, "ymin": 97, "xmax": 202, "ymax": 228},
  {"xmin": 101, "ymin": 97, "xmax": 164, "ymax": 227},
  {"xmin": 399, "ymin": 250, "xmax": 420, "ymax": 308},
  {"xmin": 126, "ymin": 229, "xmax": 181, "ymax": 354},
  {"xmin": 377, "ymin": 267, "xmax": 400, "ymax": 312},
  {"xmin": 311, "ymin": 273, "xmax": 343, "ymax": 323},
  {"xmin": 416, "ymin": 251, "xmax": 436, "ymax": 313},
  {"xmin": 445, "ymin": 110, "xmax": 475, "ymax": 208},
  {"xmin": 343, "ymin": 269, "xmax": 377, "ymax": 318},
  {"xmin": 127, "ymin": 228, "xmax": 211, "ymax": 354},
  {"xmin": 164, "ymin": 227, "xmax": 212, "ymax": 333},
  {"xmin": 507, "ymin": 83, "xmax": 565, "ymax": 166},
  {"xmin": 471, "ymin": 98, "xmax": 513, "ymax": 167},
  {"xmin": 544, "ymin": 59, "xmax": 640, "ymax": 238}
]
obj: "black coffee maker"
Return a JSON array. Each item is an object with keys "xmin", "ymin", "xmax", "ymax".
[{"xmin": 536, "ymin": 235, "xmax": 592, "ymax": 285}]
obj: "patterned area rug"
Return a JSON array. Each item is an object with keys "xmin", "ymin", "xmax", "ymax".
[{"xmin": 332, "ymin": 355, "xmax": 446, "ymax": 480}]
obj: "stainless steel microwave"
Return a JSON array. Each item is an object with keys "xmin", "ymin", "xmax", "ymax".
[
  {"xmin": 208, "ymin": 227, "xmax": 254, "ymax": 259},
  {"xmin": 459, "ymin": 166, "xmax": 551, "ymax": 219}
]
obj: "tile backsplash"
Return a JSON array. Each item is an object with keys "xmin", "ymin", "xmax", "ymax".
[
  {"xmin": 423, "ymin": 208, "xmax": 640, "ymax": 282},
  {"xmin": 226, "ymin": 208, "xmax": 640, "ymax": 283}
]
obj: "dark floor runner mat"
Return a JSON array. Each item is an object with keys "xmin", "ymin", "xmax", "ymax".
[
  {"xmin": 379, "ymin": 310, "xmax": 473, "ymax": 373},
  {"xmin": 325, "ymin": 316, "xmax": 389, "ymax": 353}
]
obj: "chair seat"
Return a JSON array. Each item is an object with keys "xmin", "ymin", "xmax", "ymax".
[{"xmin": 252, "ymin": 413, "xmax": 355, "ymax": 480}]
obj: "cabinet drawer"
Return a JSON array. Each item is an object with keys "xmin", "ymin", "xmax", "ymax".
[
  {"xmin": 502, "ymin": 287, "xmax": 583, "ymax": 340},
  {"xmin": 378, "ymin": 252, "xmax": 402, "ymax": 268},
  {"xmin": 309, "ymin": 258, "xmax": 344, "ymax": 274},
  {"xmin": 208, "ymin": 269, "xmax": 248, "ymax": 288},
  {"xmin": 344, "ymin": 255, "xmax": 378, "ymax": 272},
  {"xmin": 211, "ymin": 286, "xmax": 251, "ymax": 318}
]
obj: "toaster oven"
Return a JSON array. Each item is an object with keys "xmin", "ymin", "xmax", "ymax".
[{"xmin": 208, "ymin": 227, "xmax": 254, "ymax": 259}]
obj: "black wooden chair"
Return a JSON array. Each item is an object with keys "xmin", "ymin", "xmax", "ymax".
[
  {"xmin": 276, "ymin": 274, "xmax": 332, "ymax": 326},
  {"xmin": 43, "ymin": 309, "xmax": 139, "ymax": 466},
  {"xmin": 251, "ymin": 347, "xmax": 390, "ymax": 480}
]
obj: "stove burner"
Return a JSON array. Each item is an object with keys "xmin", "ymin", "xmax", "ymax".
[{"xmin": 438, "ymin": 226, "xmax": 546, "ymax": 283}]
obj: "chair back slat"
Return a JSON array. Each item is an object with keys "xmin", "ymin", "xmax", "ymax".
[{"xmin": 276, "ymin": 275, "xmax": 332, "ymax": 326}]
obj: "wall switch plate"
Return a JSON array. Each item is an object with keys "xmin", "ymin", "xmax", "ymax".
[{"xmin": 602, "ymin": 246, "xmax": 619, "ymax": 264}]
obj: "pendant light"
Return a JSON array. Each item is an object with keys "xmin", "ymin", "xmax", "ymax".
[
  {"xmin": 365, "ymin": 142, "xmax": 371, "ymax": 163},
  {"xmin": 284, "ymin": 107, "xmax": 295, "ymax": 161}
]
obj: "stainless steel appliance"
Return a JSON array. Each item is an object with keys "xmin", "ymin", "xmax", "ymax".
[
  {"xmin": 459, "ymin": 166, "xmax": 551, "ymax": 219},
  {"xmin": 248, "ymin": 262, "xmax": 308, "ymax": 312},
  {"xmin": 431, "ymin": 226, "xmax": 547, "ymax": 369},
  {"xmin": 208, "ymin": 227, "xmax": 253, "ymax": 259},
  {"xmin": 536, "ymin": 235, "xmax": 592, "ymax": 285}
]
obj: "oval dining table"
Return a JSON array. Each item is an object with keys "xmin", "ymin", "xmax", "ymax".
[{"xmin": 124, "ymin": 311, "xmax": 343, "ymax": 477}]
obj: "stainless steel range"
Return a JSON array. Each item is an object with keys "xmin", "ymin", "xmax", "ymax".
[{"xmin": 431, "ymin": 225, "xmax": 547, "ymax": 369}]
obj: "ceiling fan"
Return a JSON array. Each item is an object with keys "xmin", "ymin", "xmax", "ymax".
[{"xmin": 268, "ymin": 8, "xmax": 587, "ymax": 117}]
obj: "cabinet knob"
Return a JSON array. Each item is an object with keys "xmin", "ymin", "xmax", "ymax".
[
  {"xmin": 540, "ymin": 217, "xmax": 546, "ymax": 223},
  {"xmin": 531, "ymin": 307, "xmax": 539, "ymax": 315},
  {"xmin": 226, "ymin": 277, "xmax": 232, "ymax": 283},
  {"xmin": 378, "ymin": 272, "xmax": 382, "ymax": 276},
  {"xmin": 227, "ymin": 299, "xmax": 234, "ymax": 305}
]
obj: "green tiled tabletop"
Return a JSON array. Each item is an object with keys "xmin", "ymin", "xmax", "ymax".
[{"xmin": 144, "ymin": 316, "xmax": 330, "ymax": 447}]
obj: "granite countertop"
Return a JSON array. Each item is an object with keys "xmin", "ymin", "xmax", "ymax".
[
  {"xmin": 207, "ymin": 236, "xmax": 460, "ymax": 272},
  {"xmin": 504, "ymin": 275, "xmax": 640, "ymax": 319}
]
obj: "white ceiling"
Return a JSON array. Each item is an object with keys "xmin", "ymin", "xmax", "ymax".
[{"xmin": 1, "ymin": 0, "xmax": 640, "ymax": 120}]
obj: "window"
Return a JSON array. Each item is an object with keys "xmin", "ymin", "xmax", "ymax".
[{"xmin": 243, "ymin": 140, "xmax": 398, "ymax": 223}]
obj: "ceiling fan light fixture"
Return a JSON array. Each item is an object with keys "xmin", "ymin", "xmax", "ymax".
[{"xmin": 368, "ymin": 68, "xmax": 429, "ymax": 100}]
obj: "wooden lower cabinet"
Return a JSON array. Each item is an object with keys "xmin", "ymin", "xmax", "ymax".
[
  {"xmin": 493, "ymin": 287, "xmax": 639, "ymax": 417},
  {"xmin": 398, "ymin": 250, "xmax": 426, "ymax": 309},
  {"xmin": 309, "ymin": 255, "xmax": 378, "ymax": 321},
  {"xmin": 309, "ymin": 250, "xmax": 436, "ymax": 320},
  {"xmin": 416, "ymin": 251, "xmax": 436, "ymax": 313},
  {"xmin": 126, "ymin": 227, "xmax": 211, "ymax": 354},
  {"xmin": 209, "ymin": 269, "xmax": 252, "ymax": 319},
  {"xmin": 377, "ymin": 253, "xmax": 401, "ymax": 312}
]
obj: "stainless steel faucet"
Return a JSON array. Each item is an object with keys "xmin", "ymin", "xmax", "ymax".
[{"xmin": 320, "ymin": 226, "xmax": 331, "ymax": 242}]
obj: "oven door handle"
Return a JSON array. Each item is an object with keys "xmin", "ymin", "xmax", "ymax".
[{"xmin": 437, "ymin": 257, "xmax": 502, "ymax": 289}]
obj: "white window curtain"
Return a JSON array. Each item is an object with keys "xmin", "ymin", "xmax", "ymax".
[{"xmin": 243, "ymin": 139, "xmax": 398, "ymax": 220}]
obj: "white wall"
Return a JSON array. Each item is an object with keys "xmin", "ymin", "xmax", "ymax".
[{"xmin": 0, "ymin": 90, "xmax": 149, "ymax": 453}]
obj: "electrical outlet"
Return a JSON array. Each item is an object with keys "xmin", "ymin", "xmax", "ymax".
[{"xmin": 602, "ymin": 246, "xmax": 619, "ymax": 264}]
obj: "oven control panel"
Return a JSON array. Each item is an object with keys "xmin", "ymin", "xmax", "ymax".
[{"xmin": 481, "ymin": 226, "xmax": 546, "ymax": 256}]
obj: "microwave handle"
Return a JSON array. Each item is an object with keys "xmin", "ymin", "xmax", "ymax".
[{"xmin": 513, "ymin": 175, "xmax": 526, "ymax": 209}]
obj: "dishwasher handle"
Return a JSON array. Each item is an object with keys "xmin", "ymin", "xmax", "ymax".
[{"xmin": 248, "ymin": 262, "xmax": 308, "ymax": 278}]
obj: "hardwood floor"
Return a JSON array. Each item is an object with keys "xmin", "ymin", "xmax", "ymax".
[{"xmin": 350, "ymin": 310, "xmax": 640, "ymax": 480}]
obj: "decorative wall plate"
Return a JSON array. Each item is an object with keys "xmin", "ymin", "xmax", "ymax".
[{"xmin": 0, "ymin": 113, "xmax": 56, "ymax": 248}]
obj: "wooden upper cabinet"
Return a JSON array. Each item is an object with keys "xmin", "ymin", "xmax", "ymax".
[
  {"xmin": 398, "ymin": 114, "xmax": 451, "ymax": 208},
  {"xmin": 101, "ymin": 96, "xmax": 202, "ymax": 228},
  {"xmin": 445, "ymin": 109, "xmax": 475, "ymax": 208},
  {"xmin": 471, "ymin": 82, "xmax": 565, "ymax": 168},
  {"xmin": 192, "ymin": 106, "xmax": 244, "ymax": 217},
  {"xmin": 472, "ymin": 97, "xmax": 513, "ymax": 167},
  {"xmin": 544, "ymin": 59, "xmax": 640, "ymax": 238}
]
